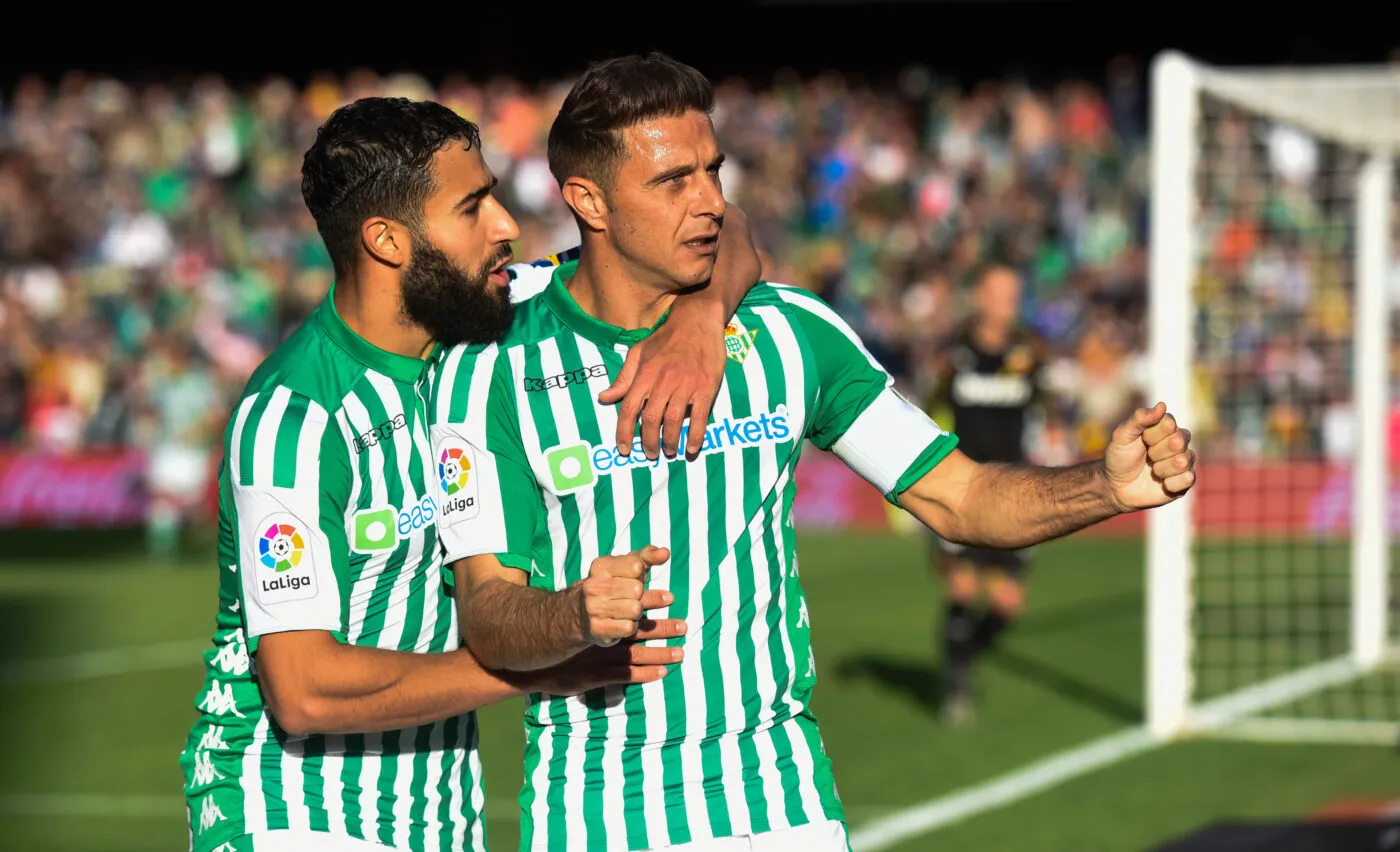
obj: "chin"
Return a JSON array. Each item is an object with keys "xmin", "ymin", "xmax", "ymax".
[{"xmin": 685, "ymin": 258, "xmax": 718, "ymax": 286}]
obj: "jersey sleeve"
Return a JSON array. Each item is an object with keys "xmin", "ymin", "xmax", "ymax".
[
  {"xmin": 776, "ymin": 286, "xmax": 961, "ymax": 505},
  {"xmin": 429, "ymin": 344, "xmax": 540, "ymax": 575},
  {"xmin": 227, "ymin": 387, "xmax": 351, "ymax": 650},
  {"xmin": 506, "ymin": 246, "xmax": 581, "ymax": 303}
]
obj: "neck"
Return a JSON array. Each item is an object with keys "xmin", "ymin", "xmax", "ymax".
[
  {"xmin": 333, "ymin": 268, "xmax": 435, "ymax": 361},
  {"xmin": 567, "ymin": 241, "xmax": 676, "ymax": 331}
]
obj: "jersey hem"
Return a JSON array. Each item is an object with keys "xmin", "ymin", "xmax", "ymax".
[
  {"xmin": 188, "ymin": 819, "xmax": 244, "ymax": 852},
  {"xmin": 525, "ymin": 814, "xmax": 851, "ymax": 852}
]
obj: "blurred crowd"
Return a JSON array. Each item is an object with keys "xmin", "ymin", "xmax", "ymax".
[{"xmin": 0, "ymin": 60, "xmax": 1385, "ymax": 482}]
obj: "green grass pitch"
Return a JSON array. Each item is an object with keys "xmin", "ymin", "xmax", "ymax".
[{"xmin": 1, "ymin": 529, "xmax": 1396, "ymax": 851}]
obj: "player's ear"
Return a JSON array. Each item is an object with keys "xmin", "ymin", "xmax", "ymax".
[
  {"xmin": 361, "ymin": 217, "xmax": 409, "ymax": 268},
  {"xmin": 561, "ymin": 177, "xmax": 608, "ymax": 233}
]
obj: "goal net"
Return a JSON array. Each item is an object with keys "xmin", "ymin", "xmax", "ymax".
[{"xmin": 1147, "ymin": 51, "xmax": 1400, "ymax": 744}]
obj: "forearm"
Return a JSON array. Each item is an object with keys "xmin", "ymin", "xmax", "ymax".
[
  {"xmin": 265, "ymin": 642, "xmax": 521, "ymax": 736},
  {"xmin": 667, "ymin": 282, "xmax": 734, "ymax": 332},
  {"xmin": 912, "ymin": 459, "xmax": 1123, "ymax": 549},
  {"xmin": 463, "ymin": 579, "xmax": 590, "ymax": 672}
]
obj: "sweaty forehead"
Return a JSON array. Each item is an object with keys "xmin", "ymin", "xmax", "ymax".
[{"xmin": 620, "ymin": 112, "xmax": 717, "ymax": 168}]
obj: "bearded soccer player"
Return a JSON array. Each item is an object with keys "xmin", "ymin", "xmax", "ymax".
[
  {"xmin": 430, "ymin": 53, "xmax": 1196, "ymax": 852},
  {"xmin": 178, "ymin": 97, "xmax": 759, "ymax": 852}
]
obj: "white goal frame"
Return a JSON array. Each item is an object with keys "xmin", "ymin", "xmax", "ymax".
[{"xmin": 1146, "ymin": 50, "xmax": 1400, "ymax": 743}]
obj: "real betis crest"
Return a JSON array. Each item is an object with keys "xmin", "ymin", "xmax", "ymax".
[{"xmin": 724, "ymin": 317, "xmax": 760, "ymax": 364}]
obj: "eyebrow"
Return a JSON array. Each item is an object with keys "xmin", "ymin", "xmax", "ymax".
[
  {"xmin": 648, "ymin": 153, "xmax": 726, "ymax": 187},
  {"xmin": 455, "ymin": 174, "xmax": 499, "ymax": 210}
]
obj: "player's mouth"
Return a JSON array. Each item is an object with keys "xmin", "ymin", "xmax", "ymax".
[
  {"xmin": 682, "ymin": 234, "xmax": 719, "ymax": 256},
  {"xmin": 487, "ymin": 253, "xmax": 513, "ymax": 287}
]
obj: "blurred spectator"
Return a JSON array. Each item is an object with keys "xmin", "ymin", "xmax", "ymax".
[{"xmin": 0, "ymin": 57, "xmax": 1373, "ymax": 544}]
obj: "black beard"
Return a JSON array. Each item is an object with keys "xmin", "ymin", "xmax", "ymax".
[{"xmin": 399, "ymin": 238, "xmax": 514, "ymax": 347}]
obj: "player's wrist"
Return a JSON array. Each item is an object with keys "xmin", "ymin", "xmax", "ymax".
[
  {"xmin": 563, "ymin": 584, "xmax": 596, "ymax": 646},
  {"xmin": 669, "ymin": 285, "xmax": 728, "ymax": 330},
  {"xmin": 1093, "ymin": 458, "xmax": 1130, "ymax": 515}
]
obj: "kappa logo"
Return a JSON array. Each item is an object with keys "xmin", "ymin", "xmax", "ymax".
[
  {"xmin": 198, "ymin": 679, "xmax": 246, "ymax": 719},
  {"xmin": 524, "ymin": 364, "xmax": 608, "ymax": 392},
  {"xmin": 353, "ymin": 413, "xmax": 408, "ymax": 455}
]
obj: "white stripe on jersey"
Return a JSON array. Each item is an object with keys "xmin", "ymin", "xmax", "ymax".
[
  {"xmin": 228, "ymin": 396, "xmax": 258, "ymax": 485},
  {"xmin": 241, "ymin": 714, "xmax": 273, "ymax": 834},
  {"xmin": 534, "ymin": 336, "xmax": 596, "ymax": 847},
  {"xmin": 712, "ymin": 375, "xmax": 753, "ymax": 836},
  {"xmin": 446, "ymin": 719, "xmax": 468, "ymax": 852},
  {"xmin": 507, "ymin": 346, "xmax": 570, "ymax": 593},
  {"xmin": 434, "ymin": 345, "xmax": 469, "ymax": 424},
  {"xmin": 736, "ymin": 327, "xmax": 789, "ymax": 831},
  {"xmin": 251, "ymin": 386, "xmax": 292, "ymax": 487},
  {"xmin": 363, "ymin": 372, "xmax": 427, "ymax": 655},
  {"xmin": 279, "ymin": 736, "xmax": 308, "ymax": 833},
  {"xmin": 337, "ymin": 392, "xmax": 391, "ymax": 645},
  {"xmin": 465, "ymin": 724, "xmax": 488, "ymax": 852},
  {"xmin": 573, "ymin": 336, "xmax": 638, "ymax": 843},
  {"xmin": 759, "ymin": 308, "xmax": 827, "ymax": 825},
  {"xmin": 319, "ymin": 736, "xmax": 348, "ymax": 839}
]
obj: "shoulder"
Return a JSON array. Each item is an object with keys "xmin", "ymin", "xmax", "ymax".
[
  {"xmin": 431, "ymin": 341, "xmax": 509, "ymax": 395},
  {"xmin": 740, "ymin": 280, "xmax": 817, "ymax": 308},
  {"xmin": 738, "ymin": 281, "xmax": 845, "ymax": 326},
  {"xmin": 240, "ymin": 311, "xmax": 365, "ymax": 421},
  {"xmin": 236, "ymin": 345, "xmax": 339, "ymax": 430}
]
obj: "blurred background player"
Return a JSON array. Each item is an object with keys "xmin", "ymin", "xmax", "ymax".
[
  {"xmin": 140, "ymin": 333, "xmax": 221, "ymax": 561},
  {"xmin": 924, "ymin": 263, "xmax": 1050, "ymax": 725}
]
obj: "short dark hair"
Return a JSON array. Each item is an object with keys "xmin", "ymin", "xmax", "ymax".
[
  {"xmin": 301, "ymin": 97, "xmax": 482, "ymax": 277},
  {"xmin": 547, "ymin": 52, "xmax": 714, "ymax": 191}
]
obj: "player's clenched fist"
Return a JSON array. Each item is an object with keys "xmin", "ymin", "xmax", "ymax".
[
  {"xmin": 571, "ymin": 545, "xmax": 674, "ymax": 647},
  {"xmin": 1104, "ymin": 401, "xmax": 1198, "ymax": 511}
]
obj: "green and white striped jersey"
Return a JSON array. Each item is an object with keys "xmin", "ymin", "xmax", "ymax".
[
  {"xmin": 427, "ymin": 261, "xmax": 959, "ymax": 851},
  {"xmin": 179, "ymin": 263, "xmax": 553, "ymax": 852}
]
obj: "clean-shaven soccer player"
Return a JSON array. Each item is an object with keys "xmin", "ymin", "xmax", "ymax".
[
  {"xmin": 429, "ymin": 54, "xmax": 1197, "ymax": 852},
  {"xmin": 179, "ymin": 96, "xmax": 760, "ymax": 852}
]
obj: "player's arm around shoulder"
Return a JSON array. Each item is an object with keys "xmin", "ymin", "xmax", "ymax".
[
  {"xmin": 599, "ymin": 201, "xmax": 764, "ymax": 461},
  {"xmin": 895, "ymin": 402, "xmax": 1198, "ymax": 551},
  {"xmin": 235, "ymin": 386, "xmax": 521, "ymax": 736}
]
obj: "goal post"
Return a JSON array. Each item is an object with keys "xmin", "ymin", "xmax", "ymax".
[{"xmin": 1146, "ymin": 50, "xmax": 1400, "ymax": 743}]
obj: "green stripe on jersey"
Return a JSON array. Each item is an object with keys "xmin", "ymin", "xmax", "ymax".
[
  {"xmin": 428, "ymin": 262, "xmax": 960, "ymax": 851},
  {"xmin": 180, "ymin": 287, "xmax": 485, "ymax": 852}
]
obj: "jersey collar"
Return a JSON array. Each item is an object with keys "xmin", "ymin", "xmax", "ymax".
[
  {"xmin": 317, "ymin": 283, "xmax": 441, "ymax": 384},
  {"xmin": 543, "ymin": 259, "xmax": 670, "ymax": 349}
]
